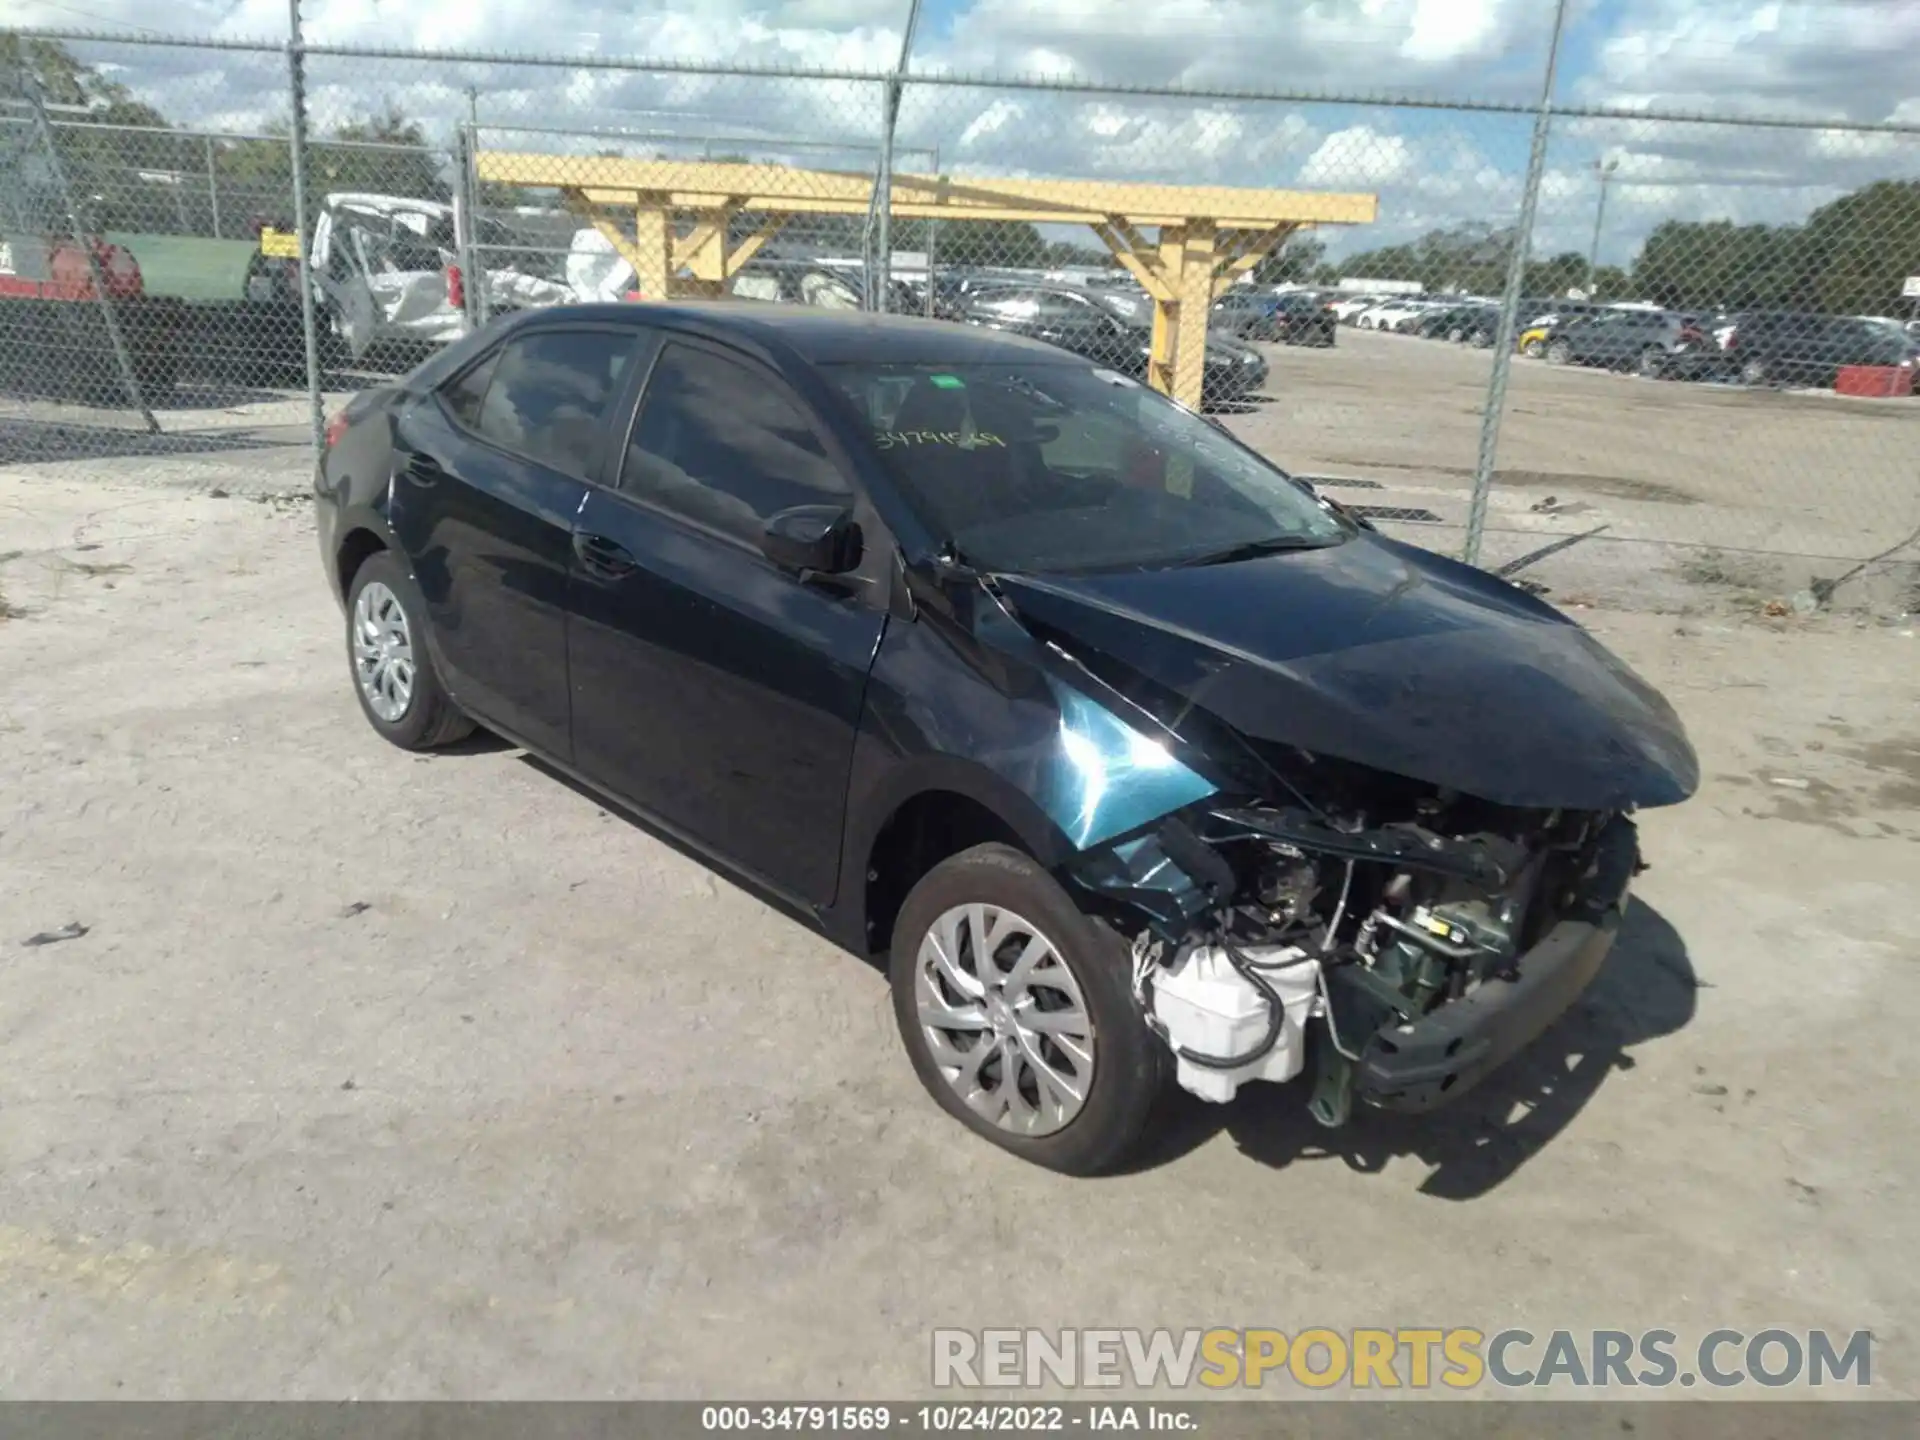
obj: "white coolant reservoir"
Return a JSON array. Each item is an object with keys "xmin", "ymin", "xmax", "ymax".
[{"xmin": 1148, "ymin": 945, "xmax": 1321, "ymax": 1104}]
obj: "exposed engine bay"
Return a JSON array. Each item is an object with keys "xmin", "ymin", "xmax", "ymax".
[
  {"xmin": 1065, "ymin": 777, "xmax": 1640, "ymax": 1126},
  {"xmin": 899, "ymin": 521, "xmax": 1691, "ymax": 1134}
]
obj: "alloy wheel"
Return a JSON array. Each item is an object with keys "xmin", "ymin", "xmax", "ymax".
[
  {"xmin": 352, "ymin": 580, "xmax": 416, "ymax": 723},
  {"xmin": 914, "ymin": 903, "xmax": 1094, "ymax": 1137}
]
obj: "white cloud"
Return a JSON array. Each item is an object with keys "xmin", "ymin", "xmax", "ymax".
[{"xmin": 1300, "ymin": 126, "xmax": 1414, "ymax": 187}]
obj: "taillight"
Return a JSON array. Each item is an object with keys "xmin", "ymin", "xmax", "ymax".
[
  {"xmin": 324, "ymin": 410, "xmax": 351, "ymax": 449},
  {"xmin": 445, "ymin": 263, "xmax": 465, "ymax": 310}
]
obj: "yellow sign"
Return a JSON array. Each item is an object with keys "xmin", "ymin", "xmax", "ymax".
[{"xmin": 258, "ymin": 228, "xmax": 300, "ymax": 259}]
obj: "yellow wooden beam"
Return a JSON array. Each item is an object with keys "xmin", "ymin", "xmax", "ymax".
[
  {"xmin": 674, "ymin": 208, "xmax": 732, "ymax": 289},
  {"xmin": 1148, "ymin": 225, "xmax": 1184, "ymax": 400},
  {"xmin": 1091, "ymin": 220, "xmax": 1173, "ymax": 304},
  {"xmin": 1171, "ymin": 221, "xmax": 1219, "ymax": 412},
  {"xmin": 1210, "ymin": 222, "xmax": 1299, "ymax": 299},
  {"xmin": 727, "ymin": 215, "xmax": 785, "ymax": 273},
  {"xmin": 479, "ymin": 152, "xmax": 1378, "ymax": 228},
  {"xmin": 633, "ymin": 202, "xmax": 673, "ymax": 301}
]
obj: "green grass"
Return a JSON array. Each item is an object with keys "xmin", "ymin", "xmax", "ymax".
[{"xmin": 106, "ymin": 232, "xmax": 259, "ymax": 302}]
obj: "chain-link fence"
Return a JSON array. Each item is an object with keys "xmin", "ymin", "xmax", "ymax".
[{"xmin": 3, "ymin": 17, "xmax": 1917, "ymax": 592}]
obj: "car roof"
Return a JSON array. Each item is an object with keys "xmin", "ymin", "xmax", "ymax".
[{"xmin": 503, "ymin": 299, "xmax": 1089, "ymax": 365}]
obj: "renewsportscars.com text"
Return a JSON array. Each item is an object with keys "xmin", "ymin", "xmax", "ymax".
[{"xmin": 931, "ymin": 1328, "xmax": 1873, "ymax": 1391}]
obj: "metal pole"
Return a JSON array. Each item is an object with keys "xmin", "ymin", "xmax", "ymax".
[
  {"xmin": 1586, "ymin": 159, "xmax": 1615, "ymax": 297},
  {"xmin": 205, "ymin": 132, "xmax": 222, "ymax": 238},
  {"xmin": 924, "ymin": 140, "xmax": 939, "ymax": 318},
  {"xmin": 870, "ymin": 0, "xmax": 924, "ymax": 314},
  {"xmin": 287, "ymin": 0, "xmax": 326, "ymax": 454},
  {"xmin": 464, "ymin": 89, "xmax": 490, "ymax": 328},
  {"xmin": 21, "ymin": 66, "xmax": 159, "ymax": 434},
  {"xmin": 1461, "ymin": 0, "xmax": 1572, "ymax": 568}
]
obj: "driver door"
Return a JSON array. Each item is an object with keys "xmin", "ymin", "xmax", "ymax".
[{"xmin": 566, "ymin": 336, "xmax": 893, "ymax": 905}]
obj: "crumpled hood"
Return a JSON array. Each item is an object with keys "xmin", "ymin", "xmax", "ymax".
[{"xmin": 993, "ymin": 533, "xmax": 1699, "ymax": 812}]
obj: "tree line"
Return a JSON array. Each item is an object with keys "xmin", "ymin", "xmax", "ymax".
[{"xmin": 1282, "ymin": 184, "xmax": 1920, "ymax": 316}]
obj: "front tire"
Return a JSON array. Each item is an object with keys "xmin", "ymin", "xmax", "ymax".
[
  {"xmin": 345, "ymin": 551, "xmax": 474, "ymax": 751},
  {"xmin": 889, "ymin": 843, "xmax": 1165, "ymax": 1175}
]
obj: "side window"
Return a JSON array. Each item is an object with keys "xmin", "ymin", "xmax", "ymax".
[
  {"xmin": 469, "ymin": 329, "xmax": 639, "ymax": 479},
  {"xmin": 1035, "ymin": 291, "xmax": 1095, "ymax": 324},
  {"xmin": 622, "ymin": 343, "xmax": 850, "ymax": 546},
  {"xmin": 974, "ymin": 290, "xmax": 1038, "ymax": 322},
  {"xmin": 441, "ymin": 350, "xmax": 499, "ymax": 431}
]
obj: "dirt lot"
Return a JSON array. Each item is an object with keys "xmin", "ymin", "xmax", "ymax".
[
  {"xmin": 1, "ymin": 457, "xmax": 1917, "ymax": 1398},
  {"xmin": 1224, "ymin": 327, "xmax": 1920, "ymax": 614}
]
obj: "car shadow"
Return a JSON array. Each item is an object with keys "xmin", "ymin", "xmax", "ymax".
[
  {"xmin": 490, "ymin": 747, "xmax": 1694, "ymax": 1196},
  {"xmin": 1119, "ymin": 897, "xmax": 1698, "ymax": 1195}
]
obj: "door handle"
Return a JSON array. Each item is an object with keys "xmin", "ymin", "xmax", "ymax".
[
  {"xmin": 399, "ymin": 452, "xmax": 445, "ymax": 487},
  {"xmin": 573, "ymin": 532, "xmax": 638, "ymax": 579}
]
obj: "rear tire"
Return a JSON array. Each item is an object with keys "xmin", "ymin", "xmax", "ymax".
[
  {"xmin": 344, "ymin": 550, "xmax": 475, "ymax": 751},
  {"xmin": 1741, "ymin": 358, "xmax": 1769, "ymax": 387},
  {"xmin": 889, "ymin": 843, "xmax": 1165, "ymax": 1176},
  {"xmin": 1546, "ymin": 339, "xmax": 1572, "ymax": 366},
  {"xmin": 1638, "ymin": 347, "xmax": 1666, "ymax": 379}
]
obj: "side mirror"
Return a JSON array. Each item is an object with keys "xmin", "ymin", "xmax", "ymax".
[{"xmin": 760, "ymin": 504, "xmax": 863, "ymax": 576}]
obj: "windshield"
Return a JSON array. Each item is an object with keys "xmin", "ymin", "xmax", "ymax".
[{"xmin": 825, "ymin": 361, "xmax": 1349, "ymax": 574}]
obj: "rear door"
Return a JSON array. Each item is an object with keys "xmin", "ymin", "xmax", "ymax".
[
  {"xmin": 388, "ymin": 323, "xmax": 643, "ymax": 758},
  {"xmin": 566, "ymin": 336, "xmax": 892, "ymax": 905}
]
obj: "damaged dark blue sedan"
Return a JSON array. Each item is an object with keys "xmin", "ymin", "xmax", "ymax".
[{"xmin": 315, "ymin": 303, "xmax": 1699, "ymax": 1175}]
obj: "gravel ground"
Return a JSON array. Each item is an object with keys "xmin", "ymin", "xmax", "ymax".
[{"xmin": 1, "ymin": 468, "xmax": 1916, "ymax": 1399}]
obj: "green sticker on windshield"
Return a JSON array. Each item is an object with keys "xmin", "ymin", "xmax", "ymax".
[{"xmin": 929, "ymin": 374, "xmax": 966, "ymax": 389}]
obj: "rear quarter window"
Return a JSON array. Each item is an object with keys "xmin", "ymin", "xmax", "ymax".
[{"xmin": 444, "ymin": 328, "xmax": 640, "ymax": 479}]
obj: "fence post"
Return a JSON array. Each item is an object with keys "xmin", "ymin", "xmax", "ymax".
[
  {"xmin": 20, "ymin": 65, "xmax": 158, "ymax": 435},
  {"xmin": 204, "ymin": 132, "xmax": 221, "ymax": 238},
  {"xmin": 451, "ymin": 122, "xmax": 481, "ymax": 332},
  {"xmin": 867, "ymin": 0, "xmax": 925, "ymax": 314},
  {"xmin": 286, "ymin": 0, "xmax": 326, "ymax": 456},
  {"xmin": 1461, "ymin": 0, "xmax": 1572, "ymax": 568}
]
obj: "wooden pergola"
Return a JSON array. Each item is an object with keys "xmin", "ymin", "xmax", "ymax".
[{"xmin": 473, "ymin": 152, "xmax": 1378, "ymax": 408}]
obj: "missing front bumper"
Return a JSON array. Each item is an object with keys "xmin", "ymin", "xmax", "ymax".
[{"xmin": 1340, "ymin": 815, "xmax": 1639, "ymax": 1114}]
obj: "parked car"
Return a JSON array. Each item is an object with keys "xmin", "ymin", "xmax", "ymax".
[
  {"xmin": 308, "ymin": 192, "xmax": 576, "ymax": 363},
  {"xmin": 315, "ymin": 302, "xmax": 1698, "ymax": 1174},
  {"xmin": 1542, "ymin": 310, "xmax": 1721, "ymax": 378},
  {"xmin": 1411, "ymin": 303, "xmax": 1494, "ymax": 343},
  {"xmin": 949, "ymin": 282, "xmax": 1268, "ymax": 406},
  {"xmin": 1330, "ymin": 294, "xmax": 1384, "ymax": 324},
  {"xmin": 1516, "ymin": 302, "xmax": 1605, "ymax": 357},
  {"xmin": 727, "ymin": 258, "xmax": 922, "ymax": 315},
  {"xmin": 1723, "ymin": 311, "xmax": 1920, "ymax": 389},
  {"xmin": 1356, "ymin": 299, "xmax": 1428, "ymax": 331},
  {"xmin": 1210, "ymin": 288, "xmax": 1337, "ymax": 346}
]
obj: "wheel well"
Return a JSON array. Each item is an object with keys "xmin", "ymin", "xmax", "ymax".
[
  {"xmin": 863, "ymin": 791, "xmax": 1024, "ymax": 956},
  {"xmin": 336, "ymin": 527, "xmax": 387, "ymax": 599}
]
